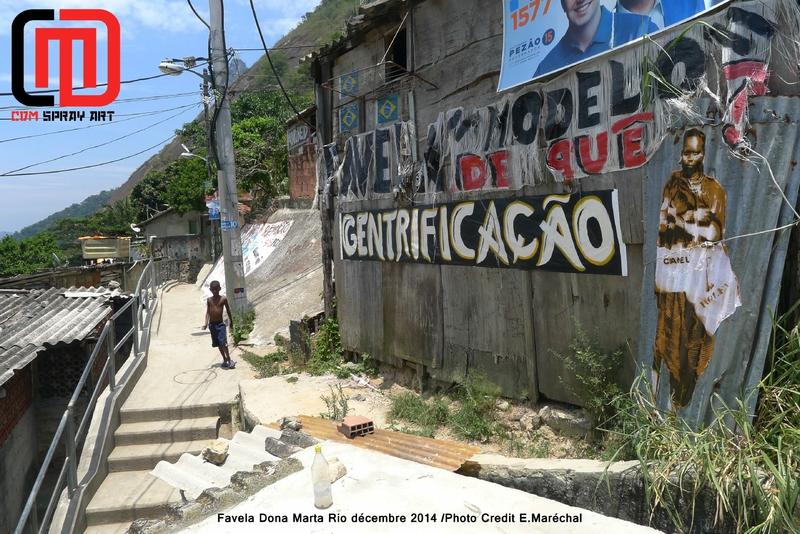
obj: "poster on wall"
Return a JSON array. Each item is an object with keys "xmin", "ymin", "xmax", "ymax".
[{"xmin": 498, "ymin": 0, "xmax": 730, "ymax": 91}]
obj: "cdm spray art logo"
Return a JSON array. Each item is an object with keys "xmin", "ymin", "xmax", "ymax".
[{"xmin": 10, "ymin": 9, "xmax": 120, "ymax": 122}]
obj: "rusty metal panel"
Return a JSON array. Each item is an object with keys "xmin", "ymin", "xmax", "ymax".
[
  {"xmin": 637, "ymin": 97, "xmax": 800, "ymax": 426},
  {"xmin": 274, "ymin": 415, "xmax": 480, "ymax": 471}
]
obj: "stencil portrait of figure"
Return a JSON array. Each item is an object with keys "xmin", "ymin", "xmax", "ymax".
[{"xmin": 653, "ymin": 128, "xmax": 741, "ymax": 408}]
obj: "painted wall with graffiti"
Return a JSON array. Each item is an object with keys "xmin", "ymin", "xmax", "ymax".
[{"xmin": 319, "ymin": 0, "xmax": 800, "ymax": 417}]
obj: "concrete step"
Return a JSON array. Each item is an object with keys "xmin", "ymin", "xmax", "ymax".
[
  {"xmin": 120, "ymin": 404, "xmax": 221, "ymax": 424},
  {"xmin": 85, "ymin": 470, "xmax": 183, "ymax": 526},
  {"xmin": 84, "ymin": 521, "xmax": 132, "ymax": 534},
  {"xmin": 108, "ymin": 439, "xmax": 213, "ymax": 472},
  {"xmin": 114, "ymin": 416, "xmax": 220, "ymax": 445}
]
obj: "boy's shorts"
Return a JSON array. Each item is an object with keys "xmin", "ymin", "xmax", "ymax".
[{"xmin": 209, "ymin": 321, "xmax": 227, "ymax": 347}]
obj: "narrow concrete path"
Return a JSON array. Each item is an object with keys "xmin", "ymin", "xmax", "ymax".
[{"xmin": 84, "ymin": 283, "xmax": 254, "ymax": 532}]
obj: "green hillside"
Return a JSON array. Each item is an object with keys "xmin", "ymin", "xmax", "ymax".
[{"xmin": 14, "ymin": 189, "xmax": 117, "ymax": 240}]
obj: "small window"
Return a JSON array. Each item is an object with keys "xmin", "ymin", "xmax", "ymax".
[
  {"xmin": 385, "ymin": 28, "xmax": 408, "ymax": 81},
  {"xmin": 188, "ymin": 220, "xmax": 198, "ymax": 235}
]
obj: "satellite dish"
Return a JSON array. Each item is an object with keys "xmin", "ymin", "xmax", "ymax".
[{"xmin": 130, "ymin": 223, "xmax": 142, "ymax": 233}]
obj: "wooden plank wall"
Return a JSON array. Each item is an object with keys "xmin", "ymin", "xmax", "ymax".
[{"xmin": 329, "ymin": 0, "xmax": 645, "ymax": 404}]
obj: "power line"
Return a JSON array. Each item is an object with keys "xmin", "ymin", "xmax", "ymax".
[
  {"xmin": 2, "ymin": 105, "xmax": 200, "ymax": 175},
  {"xmin": 186, "ymin": 0, "xmax": 211, "ymax": 30},
  {"xmin": 0, "ymin": 102, "xmax": 200, "ymax": 144},
  {"xmin": 0, "ymin": 63, "xmax": 208, "ymax": 97},
  {"xmin": 232, "ymin": 45, "xmax": 320, "ymax": 51},
  {"xmin": 0, "ymin": 92, "xmax": 199, "ymax": 111},
  {"xmin": 0, "ymin": 136, "xmax": 176, "ymax": 177},
  {"xmin": 248, "ymin": 0, "xmax": 313, "ymax": 129}
]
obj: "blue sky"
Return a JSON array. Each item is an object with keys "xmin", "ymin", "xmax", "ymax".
[{"xmin": 0, "ymin": 0, "xmax": 322, "ymax": 232}]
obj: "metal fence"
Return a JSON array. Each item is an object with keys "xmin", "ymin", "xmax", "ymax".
[{"xmin": 13, "ymin": 260, "xmax": 159, "ymax": 534}]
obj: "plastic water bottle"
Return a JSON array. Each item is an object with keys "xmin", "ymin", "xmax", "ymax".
[{"xmin": 311, "ymin": 445, "xmax": 333, "ymax": 509}]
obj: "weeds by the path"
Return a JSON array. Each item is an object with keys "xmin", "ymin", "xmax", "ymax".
[{"xmin": 605, "ymin": 306, "xmax": 800, "ymax": 533}]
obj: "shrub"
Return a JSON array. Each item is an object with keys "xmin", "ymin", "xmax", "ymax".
[
  {"xmin": 555, "ymin": 325, "xmax": 624, "ymax": 428},
  {"xmin": 232, "ymin": 309, "xmax": 256, "ymax": 345},
  {"xmin": 320, "ymin": 383, "xmax": 349, "ymax": 421},
  {"xmin": 307, "ymin": 318, "xmax": 344, "ymax": 375},
  {"xmin": 241, "ymin": 350, "xmax": 287, "ymax": 378}
]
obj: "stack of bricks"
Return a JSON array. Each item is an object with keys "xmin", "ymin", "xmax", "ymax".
[{"xmin": 337, "ymin": 416, "xmax": 375, "ymax": 439}]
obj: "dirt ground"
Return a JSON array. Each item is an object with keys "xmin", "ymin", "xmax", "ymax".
[{"xmin": 238, "ymin": 357, "xmax": 597, "ymax": 460}]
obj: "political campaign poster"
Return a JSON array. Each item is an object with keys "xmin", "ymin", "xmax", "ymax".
[{"xmin": 499, "ymin": 0, "xmax": 730, "ymax": 91}]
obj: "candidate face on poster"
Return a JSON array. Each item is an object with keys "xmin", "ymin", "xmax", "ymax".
[{"xmin": 499, "ymin": 0, "xmax": 729, "ymax": 90}]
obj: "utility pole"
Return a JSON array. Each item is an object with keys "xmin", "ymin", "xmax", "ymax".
[
  {"xmin": 209, "ymin": 0, "xmax": 248, "ymax": 314},
  {"xmin": 201, "ymin": 69, "xmax": 218, "ymax": 263}
]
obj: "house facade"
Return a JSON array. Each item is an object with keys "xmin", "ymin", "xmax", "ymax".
[{"xmin": 311, "ymin": 0, "xmax": 800, "ymax": 423}]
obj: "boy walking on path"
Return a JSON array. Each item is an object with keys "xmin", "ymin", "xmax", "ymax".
[{"xmin": 203, "ymin": 280, "xmax": 236, "ymax": 369}]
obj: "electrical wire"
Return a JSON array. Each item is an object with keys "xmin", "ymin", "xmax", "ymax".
[
  {"xmin": 0, "ymin": 102, "xmax": 200, "ymax": 144},
  {"xmin": 248, "ymin": 0, "xmax": 314, "ymax": 129},
  {"xmin": 0, "ymin": 136, "xmax": 176, "ymax": 177},
  {"xmin": 0, "ymin": 92, "xmax": 199, "ymax": 111},
  {"xmin": 0, "ymin": 63, "xmax": 208, "ymax": 97},
  {"xmin": 186, "ymin": 0, "xmax": 211, "ymax": 30},
  {"xmin": 232, "ymin": 45, "xmax": 320, "ymax": 51},
  {"xmin": 1, "ymin": 104, "xmax": 200, "ymax": 175}
]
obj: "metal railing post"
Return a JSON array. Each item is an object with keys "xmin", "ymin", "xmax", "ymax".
[
  {"xmin": 133, "ymin": 296, "xmax": 141, "ymax": 356},
  {"xmin": 106, "ymin": 319, "xmax": 117, "ymax": 390},
  {"xmin": 64, "ymin": 404, "xmax": 79, "ymax": 497}
]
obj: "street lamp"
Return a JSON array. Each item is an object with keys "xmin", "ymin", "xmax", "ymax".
[{"xmin": 180, "ymin": 143, "xmax": 208, "ymax": 162}]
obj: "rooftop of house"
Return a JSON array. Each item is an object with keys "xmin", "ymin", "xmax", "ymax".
[{"xmin": 0, "ymin": 286, "xmax": 121, "ymax": 386}]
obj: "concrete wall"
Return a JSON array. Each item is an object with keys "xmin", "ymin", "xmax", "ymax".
[
  {"xmin": 0, "ymin": 367, "xmax": 37, "ymax": 534},
  {"xmin": 0, "ymin": 261, "xmax": 147, "ymax": 292},
  {"xmin": 143, "ymin": 210, "xmax": 206, "ymax": 241},
  {"xmin": 151, "ymin": 234, "xmax": 208, "ymax": 262}
]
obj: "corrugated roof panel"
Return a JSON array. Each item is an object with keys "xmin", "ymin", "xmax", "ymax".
[{"xmin": 0, "ymin": 286, "xmax": 119, "ymax": 386}]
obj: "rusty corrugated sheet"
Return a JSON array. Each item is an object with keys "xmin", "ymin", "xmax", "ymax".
[{"xmin": 270, "ymin": 415, "xmax": 480, "ymax": 471}]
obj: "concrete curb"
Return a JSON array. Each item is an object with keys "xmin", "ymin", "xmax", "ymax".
[{"xmin": 459, "ymin": 454, "xmax": 734, "ymax": 533}]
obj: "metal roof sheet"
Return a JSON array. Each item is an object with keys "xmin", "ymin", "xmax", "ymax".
[
  {"xmin": 0, "ymin": 286, "xmax": 117, "ymax": 386},
  {"xmin": 270, "ymin": 415, "xmax": 481, "ymax": 471}
]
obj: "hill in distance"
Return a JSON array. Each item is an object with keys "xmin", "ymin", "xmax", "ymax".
[{"xmin": 14, "ymin": 189, "xmax": 117, "ymax": 240}]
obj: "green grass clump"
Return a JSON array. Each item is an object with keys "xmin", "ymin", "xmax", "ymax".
[
  {"xmin": 450, "ymin": 373, "xmax": 502, "ymax": 442},
  {"xmin": 388, "ymin": 392, "xmax": 449, "ymax": 431},
  {"xmin": 604, "ymin": 305, "xmax": 800, "ymax": 533},
  {"xmin": 241, "ymin": 350, "xmax": 287, "ymax": 378}
]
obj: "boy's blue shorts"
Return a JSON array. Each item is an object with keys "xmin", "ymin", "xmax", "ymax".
[{"xmin": 209, "ymin": 321, "xmax": 227, "ymax": 347}]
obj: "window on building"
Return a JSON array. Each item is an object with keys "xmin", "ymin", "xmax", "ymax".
[
  {"xmin": 188, "ymin": 220, "xmax": 198, "ymax": 235},
  {"xmin": 385, "ymin": 28, "xmax": 408, "ymax": 82}
]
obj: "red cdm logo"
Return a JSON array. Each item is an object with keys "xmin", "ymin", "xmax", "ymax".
[{"xmin": 11, "ymin": 9, "xmax": 120, "ymax": 108}]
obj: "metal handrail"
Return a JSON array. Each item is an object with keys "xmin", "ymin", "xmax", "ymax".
[{"xmin": 14, "ymin": 260, "xmax": 159, "ymax": 534}]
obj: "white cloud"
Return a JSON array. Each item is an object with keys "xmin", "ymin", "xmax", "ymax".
[{"xmin": 0, "ymin": 0, "xmax": 201, "ymax": 36}]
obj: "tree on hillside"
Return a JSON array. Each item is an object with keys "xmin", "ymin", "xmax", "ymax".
[
  {"xmin": 164, "ymin": 157, "xmax": 209, "ymax": 215},
  {"xmin": 0, "ymin": 232, "xmax": 61, "ymax": 277}
]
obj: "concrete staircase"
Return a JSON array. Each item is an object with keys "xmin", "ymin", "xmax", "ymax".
[{"xmin": 83, "ymin": 404, "xmax": 221, "ymax": 533}]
